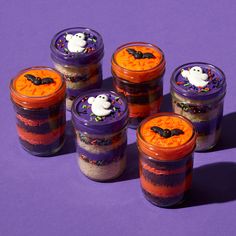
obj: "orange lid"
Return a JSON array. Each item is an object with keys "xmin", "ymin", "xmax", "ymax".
[
  {"xmin": 10, "ymin": 66, "xmax": 66, "ymax": 109},
  {"xmin": 137, "ymin": 113, "xmax": 197, "ymax": 161},
  {"xmin": 112, "ymin": 42, "xmax": 165, "ymax": 83}
]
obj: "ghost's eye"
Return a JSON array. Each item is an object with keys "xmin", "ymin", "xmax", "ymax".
[{"xmin": 193, "ymin": 69, "xmax": 196, "ymax": 71}]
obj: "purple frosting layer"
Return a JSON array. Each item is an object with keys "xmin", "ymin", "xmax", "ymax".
[
  {"xmin": 72, "ymin": 89, "xmax": 129, "ymax": 135},
  {"xmin": 50, "ymin": 27, "xmax": 104, "ymax": 66},
  {"xmin": 77, "ymin": 141, "xmax": 127, "ymax": 161},
  {"xmin": 171, "ymin": 62, "xmax": 226, "ymax": 100}
]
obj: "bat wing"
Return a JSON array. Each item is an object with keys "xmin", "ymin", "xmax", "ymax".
[
  {"xmin": 151, "ymin": 126, "xmax": 164, "ymax": 136},
  {"xmin": 41, "ymin": 77, "xmax": 54, "ymax": 84},
  {"xmin": 171, "ymin": 129, "xmax": 184, "ymax": 136},
  {"xmin": 126, "ymin": 48, "xmax": 137, "ymax": 55},
  {"xmin": 24, "ymin": 74, "xmax": 37, "ymax": 81},
  {"xmin": 142, "ymin": 53, "xmax": 156, "ymax": 59}
]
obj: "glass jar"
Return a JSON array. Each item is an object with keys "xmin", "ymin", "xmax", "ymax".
[
  {"xmin": 111, "ymin": 42, "xmax": 166, "ymax": 129},
  {"xmin": 171, "ymin": 62, "xmax": 226, "ymax": 151},
  {"xmin": 10, "ymin": 66, "xmax": 66, "ymax": 156},
  {"xmin": 50, "ymin": 27, "xmax": 104, "ymax": 110},
  {"xmin": 137, "ymin": 113, "xmax": 197, "ymax": 207},
  {"xmin": 72, "ymin": 89, "xmax": 129, "ymax": 181}
]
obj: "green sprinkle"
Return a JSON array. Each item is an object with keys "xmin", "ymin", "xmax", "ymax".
[
  {"xmin": 113, "ymin": 107, "xmax": 117, "ymax": 111},
  {"xmin": 95, "ymin": 117, "xmax": 99, "ymax": 122},
  {"xmin": 115, "ymin": 97, "xmax": 120, "ymax": 101},
  {"xmin": 96, "ymin": 116, "xmax": 102, "ymax": 121},
  {"xmin": 90, "ymin": 113, "xmax": 95, "ymax": 116},
  {"xmin": 82, "ymin": 105, "xmax": 87, "ymax": 109},
  {"xmin": 184, "ymin": 83, "xmax": 190, "ymax": 86}
]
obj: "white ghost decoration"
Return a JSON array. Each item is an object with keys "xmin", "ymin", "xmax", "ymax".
[
  {"xmin": 88, "ymin": 94, "xmax": 112, "ymax": 117},
  {"xmin": 181, "ymin": 66, "xmax": 209, "ymax": 87},
  {"xmin": 65, "ymin": 32, "xmax": 87, "ymax": 53}
]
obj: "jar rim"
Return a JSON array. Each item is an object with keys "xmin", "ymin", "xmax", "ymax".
[
  {"xmin": 71, "ymin": 89, "xmax": 129, "ymax": 135},
  {"xmin": 50, "ymin": 27, "xmax": 104, "ymax": 65},
  {"xmin": 112, "ymin": 42, "xmax": 165, "ymax": 73},
  {"xmin": 10, "ymin": 66, "xmax": 66, "ymax": 108},
  {"xmin": 137, "ymin": 112, "xmax": 197, "ymax": 161},
  {"xmin": 170, "ymin": 62, "xmax": 226, "ymax": 100}
]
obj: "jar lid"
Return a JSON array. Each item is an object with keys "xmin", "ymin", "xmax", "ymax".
[
  {"xmin": 112, "ymin": 42, "xmax": 166, "ymax": 83},
  {"xmin": 137, "ymin": 113, "xmax": 197, "ymax": 161},
  {"xmin": 171, "ymin": 62, "xmax": 226, "ymax": 100},
  {"xmin": 72, "ymin": 89, "xmax": 129, "ymax": 135},
  {"xmin": 10, "ymin": 66, "xmax": 66, "ymax": 109},
  {"xmin": 50, "ymin": 27, "xmax": 104, "ymax": 66}
]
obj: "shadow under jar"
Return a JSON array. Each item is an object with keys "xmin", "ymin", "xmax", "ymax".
[
  {"xmin": 50, "ymin": 27, "xmax": 104, "ymax": 110},
  {"xmin": 72, "ymin": 89, "xmax": 129, "ymax": 181},
  {"xmin": 111, "ymin": 42, "xmax": 166, "ymax": 129},
  {"xmin": 10, "ymin": 67, "xmax": 66, "ymax": 156},
  {"xmin": 137, "ymin": 113, "xmax": 197, "ymax": 207},
  {"xmin": 171, "ymin": 62, "xmax": 226, "ymax": 151}
]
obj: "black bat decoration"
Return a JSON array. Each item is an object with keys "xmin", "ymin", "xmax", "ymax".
[
  {"xmin": 24, "ymin": 74, "xmax": 55, "ymax": 86},
  {"xmin": 126, "ymin": 48, "xmax": 156, "ymax": 59},
  {"xmin": 151, "ymin": 126, "xmax": 184, "ymax": 138}
]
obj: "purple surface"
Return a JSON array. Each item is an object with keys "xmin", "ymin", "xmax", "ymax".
[{"xmin": 1, "ymin": 0, "xmax": 236, "ymax": 235}]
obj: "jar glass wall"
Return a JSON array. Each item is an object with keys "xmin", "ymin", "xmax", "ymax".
[
  {"xmin": 72, "ymin": 89, "xmax": 129, "ymax": 181},
  {"xmin": 171, "ymin": 62, "xmax": 226, "ymax": 151},
  {"xmin": 10, "ymin": 67, "xmax": 66, "ymax": 156},
  {"xmin": 137, "ymin": 113, "xmax": 197, "ymax": 207},
  {"xmin": 50, "ymin": 27, "xmax": 104, "ymax": 110},
  {"xmin": 112, "ymin": 42, "xmax": 166, "ymax": 129}
]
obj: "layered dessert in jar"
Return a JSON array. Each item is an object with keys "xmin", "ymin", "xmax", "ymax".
[
  {"xmin": 171, "ymin": 62, "xmax": 226, "ymax": 151},
  {"xmin": 72, "ymin": 89, "xmax": 129, "ymax": 181},
  {"xmin": 137, "ymin": 113, "xmax": 197, "ymax": 207},
  {"xmin": 10, "ymin": 67, "xmax": 66, "ymax": 156},
  {"xmin": 50, "ymin": 27, "xmax": 104, "ymax": 110},
  {"xmin": 111, "ymin": 42, "xmax": 166, "ymax": 128}
]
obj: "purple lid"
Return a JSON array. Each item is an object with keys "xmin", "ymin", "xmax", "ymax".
[
  {"xmin": 171, "ymin": 62, "xmax": 226, "ymax": 100},
  {"xmin": 50, "ymin": 27, "xmax": 104, "ymax": 66},
  {"xmin": 71, "ymin": 89, "xmax": 129, "ymax": 135}
]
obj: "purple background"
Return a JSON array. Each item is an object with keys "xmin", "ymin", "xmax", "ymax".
[{"xmin": 1, "ymin": 0, "xmax": 236, "ymax": 235}]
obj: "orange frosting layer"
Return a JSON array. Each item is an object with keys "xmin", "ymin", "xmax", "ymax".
[
  {"xmin": 14, "ymin": 69, "xmax": 62, "ymax": 97},
  {"xmin": 115, "ymin": 46, "xmax": 162, "ymax": 71},
  {"xmin": 17, "ymin": 125, "xmax": 65, "ymax": 145},
  {"xmin": 140, "ymin": 116, "xmax": 193, "ymax": 148},
  {"xmin": 16, "ymin": 113, "xmax": 63, "ymax": 127},
  {"xmin": 140, "ymin": 174, "xmax": 192, "ymax": 197}
]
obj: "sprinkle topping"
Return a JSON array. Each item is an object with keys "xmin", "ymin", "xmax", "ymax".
[
  {"xmin": 115, "ymin": 45, "xmax": 162, "ymax": 71},
  {"xmin": 140, "ymin": 116, "xmax": 193, "ymax": 147},
  {"xmin": 76, "ymin": 92, "xmax": 126, "ymax": 124},
  {"xmin": 174, "ymin": 63, "xmax": 225, "ymax": 95},
  {"xmin": 14, "ymin": 69, "xmax": 62, "ymax": 97}
]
